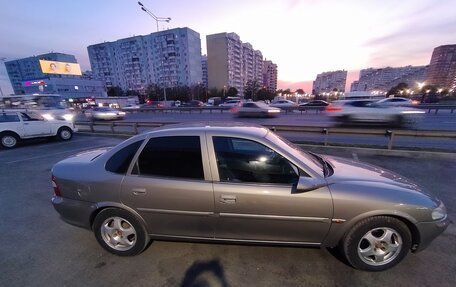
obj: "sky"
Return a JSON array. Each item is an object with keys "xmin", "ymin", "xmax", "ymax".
[{"xmin": 1, "ymin": 0, "xmax": 455, "ymax": 95}]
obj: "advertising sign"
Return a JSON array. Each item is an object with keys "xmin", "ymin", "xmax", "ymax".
[{"xmin": 39, "ymin": 60, "xmax": 82, "ymax": 76}]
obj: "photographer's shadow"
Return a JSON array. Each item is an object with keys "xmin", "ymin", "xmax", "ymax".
[{"xmin": 180, "ymin": 259, "xmax": 229, "ymax": 287}]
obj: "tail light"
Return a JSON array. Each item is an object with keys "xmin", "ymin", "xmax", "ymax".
[
  {"xmin": 51, "ymin": 175, "xmax": 62, "ymax": 197},
  {"xmin": 325, "ymin": 105, "xmax": 342, "ymax": 112}
]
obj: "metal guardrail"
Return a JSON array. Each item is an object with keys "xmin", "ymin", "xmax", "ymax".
[
  {"xmin": 122, "ymin": 104, "xmax": 456, "ymax": 114},
  {"xmin": 75, "ymin": 120, "xmax": 456, "ymax": 150}
]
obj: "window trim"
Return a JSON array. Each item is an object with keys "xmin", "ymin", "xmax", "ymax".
[{"xmin": 126, "ymin": 133, "xmax": 210, "ymax": 181}]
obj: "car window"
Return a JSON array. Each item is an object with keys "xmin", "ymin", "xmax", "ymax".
[
  {"xmin": 106, "ymin": 140, "xmax": 144, "ymax": 174},
  {"xmin": 0, "ymin": 113, "xmax": 20, "ymax": 122},
  {"xmin": 213, "ymin": 137, "xmax": 299, "ymax": 185},
  {"xmin": 21, "ymin": 112, "xmax": 44, "ymax": 121},
  {"xmin": 134, "ymin": 136, "xmax": 204, "ymax": 180}
]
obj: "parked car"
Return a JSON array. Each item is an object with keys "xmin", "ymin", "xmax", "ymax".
[
  {"xmin": 270, "ymin": 99, "xmax": 298, "ymax": 109},
  {"xmin": 299, "ymin": 100, "xmax": 329, "ymax": 107},
  {"xmin": 180, "ymin": 100, "xmax": 204, "ymax": 107},
  {"xmin": 376, "ymin": 97, "xmax": 414, "ymax": 107},
  {"xmin": 141, "ymin": 101, "xmax": 165, "ymax": 108},
  {"xmin": 326, "ymin": 100, "xmax": 425, "ymax": 126},
  {"xmin": 84, "ymin": 107, "xmax": 126, "ymax": 120},
  {"xmin": 51, "ymin": 123, "xmax": 448, "ymax": 271},
  {"xmin": 1, "ymin": 110, "xmax": 76, "ymax": 148},
  {"xmin": 235, "ymin": 101, "xmax": 281, "ymax": 117},
  {"xmin": 219, "ymin": 100, "xmax": 242, "ymax": 108}
]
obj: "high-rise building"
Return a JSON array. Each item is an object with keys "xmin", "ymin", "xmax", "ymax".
[
  {"xmin": 313, "ymin": 70, "xmax": 347, "ymax": 94},
  {"xmin": 350, "ymin": 66, "xmax": 427, "ymax": 92},
  {"xmin": 262, "ymin": 60, "xmax": 278, "ymax": 93},
  {"xmin": 87, "ymin": 27, "xmax": 203, "ymax": 93},
  {"xmin": 4, "ymin": 52, "xmax": 106, "ymax": 99},
  {"xmin": 426, "ymin": 44, "xmax": 456, "ymax": 89},
  {"xmin": 207, "ymin": 32, "xmax": 266, "ymax": 96},
  {"xmin": 201, "ymin": 55, "xmax": 208, "ymax": 88}
]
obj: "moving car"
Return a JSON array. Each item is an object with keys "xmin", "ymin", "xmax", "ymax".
[
  {"xmin": 84, "ymin": 107, "xmax": 126, "ymax": 120},
  {"xmin": 179, "ymin": 100, "xmax": 204, "ymax": 107},
  {"xmin": 219, "ymin": 100, "xmax": 242, "ymax": 108},
  {"xmin": 376, "ymin": 97, "xmax": 414, "ymax": 107},
  {"xmin": 270, "ymin": 99, "xmax": 298, "ymax": 109},
  {"xmin": 235, "ymin": 101, "xmax": 281, "ymax": 117},
  {"xmin": 0, "ymin": 110, "xmax": 76, "ymax": 148},
  {"xmin": 299, "ymin": 100, "xmax": 329, "ymax": 107},
  {"xmin": 51, "ymin": 123, "xmax": 448, "ymax": 271},
  {"xmin": 326, "ymin": 100, "xmax": 425, "ymax": 126}
]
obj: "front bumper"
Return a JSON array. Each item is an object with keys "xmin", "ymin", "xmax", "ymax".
[
  {"xmin": 413, "ymin": 215, "xmax": 451, "ymax": 252},
  {"xmin": 52, "ymin": 196, "xmax": 96, "ymax": 230}
]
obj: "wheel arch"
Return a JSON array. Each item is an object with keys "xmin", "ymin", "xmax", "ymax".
[
  {"xmin": 0, "ymin": 130, "xmax": 21, "ymax": 139},
  {"xmin": 323, "ymin": 210, "xmax": 421, "ymax": 250},
  {"xmin": 89, "ymin": 202, "xmax": 148, "ymax": 232}
]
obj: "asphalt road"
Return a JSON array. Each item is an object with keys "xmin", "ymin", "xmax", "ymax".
[{"xmin": 0, "ymin": 134, "xmax": 455, "ymax": 287}]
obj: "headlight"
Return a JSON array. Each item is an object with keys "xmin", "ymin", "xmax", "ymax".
[
  {"xmin": 62, "ymin": 114, "xmax": 74, "ymax": 121},
  {"xmin": 431, "ymin": 202, "xmax": 447, "ymax": 220},
  {"xmin": 42, "ymin": 113, "xmax": 55, "ymax": 120}
]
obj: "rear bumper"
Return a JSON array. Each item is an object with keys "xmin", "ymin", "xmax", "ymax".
[
  {"xmin": 414, "ymin": 215, "xmax": 451, "ymax": 252},
  {"xmin": 52, "ymin": 196, "xmax": 96, "ymax": 230}
]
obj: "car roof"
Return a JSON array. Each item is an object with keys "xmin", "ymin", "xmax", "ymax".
[{"xmin": 144, "ymin": 122, "xmax": 269, "ymax": 138}]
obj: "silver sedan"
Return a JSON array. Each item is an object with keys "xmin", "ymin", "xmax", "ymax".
[{"xmin": 51, "ymin": 123, "xmax": 448, "ymax": 271}]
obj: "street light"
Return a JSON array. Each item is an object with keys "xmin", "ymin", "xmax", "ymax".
[{"xmin": 137, "ymin": 2, "xmax": 171, "ymax": 32}]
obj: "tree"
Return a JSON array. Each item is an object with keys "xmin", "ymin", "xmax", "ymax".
[
  {"xmin": 386, "ymin": 82, "xmax": 408, "ymax": 97},
  {"xmin": 256, "ymin": 88, "xmax": 276, "ymax": 101},
  {"xmin": 296, "ymin": 88, "xmax": 305, "ymax": 95},
  {"xmin": 227, "ymin": 87, "xmax": 238, "ymax": 98},
  {"xmin": 244, "ymin": 80, "xmax": 261, "ymax": 100},
  {"xmin": 107, "ymin": 86, "xmax": 123, "ymax": 97}
]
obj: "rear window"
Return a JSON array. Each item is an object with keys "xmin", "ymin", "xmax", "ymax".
[
  {"xmin": 105, "ymin": 140, "xmax": 144, "ymax": 174},
  {"xmin": 0, "ymin": 113, "xmax": 20, "ymax": 123}
]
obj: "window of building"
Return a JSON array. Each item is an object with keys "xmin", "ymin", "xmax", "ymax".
[
  {"xmin": 133, "ymin": 136, "xmax": 204, "ymax": 180},
  {"xmin": 213, "ymin": 137, "xmax": 299, "ymax": 185}
]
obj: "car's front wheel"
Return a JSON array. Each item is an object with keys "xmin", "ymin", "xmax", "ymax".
[
  {"xmin": 0, "ymin": 132, "xmax": 20, "ymax": 149},
  {"xmin": 342, "ymin": 216, "xmax": 412, "ymax": 271},
  {"xmin": 93, "ymin": 208, "xmax": 149, "ymax": 256},
  {"xmin": 57, "ymin": 127, "xmax": 73, "ymax": 141}
]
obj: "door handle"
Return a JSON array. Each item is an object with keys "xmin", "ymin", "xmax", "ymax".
[
  {"xmin": 220, "ymin": 195, "xmax": 236, "ymax": 204},
  {"xmin": 131, "ymin": 188, "xmax": 146, "ymax": 196}
]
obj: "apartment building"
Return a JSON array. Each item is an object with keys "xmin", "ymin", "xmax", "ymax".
[
  {"xmin": 87, "ymin": 27, "xmax": 203, "ymax": 93},
  {"xmin": 350, "ymin": 66, "xmax": 427, "ymax": 92},
  {"xmin": 263, "ymin": 60, "xmax": 278, "ymax": 93},
  {"xmin": 312, "ymin": 70, "xmax": 347, "ymax": 94},
  {"xmin": 207, "ymin": 32, "xmax": 266, "ymax": 96},
  {"xmin": 426, "ymin": 44, "xmax": 456, "ymax": 89}
]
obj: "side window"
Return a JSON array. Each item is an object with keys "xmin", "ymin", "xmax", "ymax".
[
  {"xmin": 134, "ymin": 136, "xmax": 204, "ymax": 180},
  {"xmin": 105, "ymin": 140, "xmax": 144, "ymax": 174},
  {"xmin": 0, "ymin": 113, "xmax": 20, "ymax": 122},
  {"xmin": 213, "ymin": 137, "xmax": 299, "ymax": 185}
]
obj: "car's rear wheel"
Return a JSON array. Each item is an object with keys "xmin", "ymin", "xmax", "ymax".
[
  {"xmin": 0, "ymin": 132, "xmax": 20, "ymax": 149},
  {"xmin": 93, "ymin": 208, "xmax": 149, "ymax": 256},
  {"xmin": 342, "ymin": 216, "xmax": 411, "ymax": 271},
  {"xmin": 57, "ymin": 127, "xmax": 73, "ymax": 141}
]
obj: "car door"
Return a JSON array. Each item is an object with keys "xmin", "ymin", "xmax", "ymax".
[
  {"xmin": 207, "ymin": 135, "xmax": 333, "ymax": 244},
  {"xmin": 20, "ymin": 112, "xmax": 51, "ymax": 136},
  {"xmin": 120, "ymin": 133, "xmax": 216, "ymax": 238}
]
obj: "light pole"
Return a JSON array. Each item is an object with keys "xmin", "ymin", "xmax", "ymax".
[{"xmin": 137, "ymin": 2, "xmax": 171, "ymax": 32}]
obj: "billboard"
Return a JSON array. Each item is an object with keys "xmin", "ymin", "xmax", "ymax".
[{"xmin": 39, "ymin": 60, "xmax": 82, "ymax": 76}]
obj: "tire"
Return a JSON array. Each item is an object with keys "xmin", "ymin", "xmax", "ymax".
[
  {"xmin": 57, "ymin": 127, "xmax": 73, "ymax": 141},
  {"xmin": 342, "ymin": 216, "xmax": 411, "ymax": 271},
  {"xmin": 0, "ymin": 132, "xmax": 20, "ymax": 149},
  {"xmin": 93, "ymin": 208, "xmax": 149, "ymax": 256}
]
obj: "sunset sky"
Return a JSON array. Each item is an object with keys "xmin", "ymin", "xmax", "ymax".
[{"xmin": 1, "ymin": 0, "xmax": 455, "ymax": 95}]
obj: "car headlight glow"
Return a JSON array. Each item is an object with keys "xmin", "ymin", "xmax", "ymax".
[
  {"xmin": 42, "ymin": 113, "xmax": 55, "ymax": 120},
  {"xmin": 62, "ymin": 114, "xmax": 74, "ymax": 121},
  {"xmin": 431, "ymin": 202, "xmax": 447, "ymax": 220}
]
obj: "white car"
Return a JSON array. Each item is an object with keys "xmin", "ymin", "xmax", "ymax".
[
  {"xmin": 326, "ymin": 100, "xmax": 425, "ymax": 126},
  {"xmin": 235, "ymin": 101, "xmax": 281, "ymax": 117},
  {"xmin": 376, "ymin": 97, "xmax": 415, "ymax": 107},
  {"xmin": 84, "ymin": 107, "xmax": 126, "ymax": 120},
  {"xmin": 219, "ymin": 100, "xmax": 242, "ymax": 108},
  {"xmin": 270, "ymin": 100, "xmax": 298, "ymax": 109},
  {"xmin": 0, "ymin": 110, "xmax": 77, "ymax": 149}
]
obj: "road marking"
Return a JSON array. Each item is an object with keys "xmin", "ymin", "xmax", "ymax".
[
  {"xmin": 3, "ymin": 145, "xmax": 108, "ymax": 164},
  {"xmin": 352, "ymin": 153, "xmax": 359, "ymax": 161}
]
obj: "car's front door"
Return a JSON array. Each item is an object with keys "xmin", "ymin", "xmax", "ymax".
[
  {"xmin": 20, "ymin": 113, "xmax": 51, "ymax": 136},
  {"xmin": 121, "ymin": 134, "xmax": 216, "ymax": 238},
  {"xmin": 209, "ymin": 136, "xmax": 333, "ymax": 244}
]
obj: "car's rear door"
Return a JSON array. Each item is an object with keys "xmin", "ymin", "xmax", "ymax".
[
  {"xmin": 207, "ymin": 134, "xmax": 333, "ymax": 244},
  {"xmin": 20, "ymin": 112, "xmax": 52, "ymax": 136},
  {"xmin": 120, "ymin": 132, "xmax": 216, "ymax": 238}
]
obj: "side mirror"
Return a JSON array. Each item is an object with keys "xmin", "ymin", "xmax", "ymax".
[{"xmin": 295, "ymin": 176, "xmax": 328, "ymax": 193}]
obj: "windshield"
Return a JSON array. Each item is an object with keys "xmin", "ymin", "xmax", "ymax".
[{"xmin": 266, "ymin": 130, "xmax": 325, "ymax": 176}]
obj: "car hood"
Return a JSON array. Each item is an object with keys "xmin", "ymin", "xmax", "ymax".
[{"xmin": 325, "ymin": 155, "xmax": 423, "ymax": 191}]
